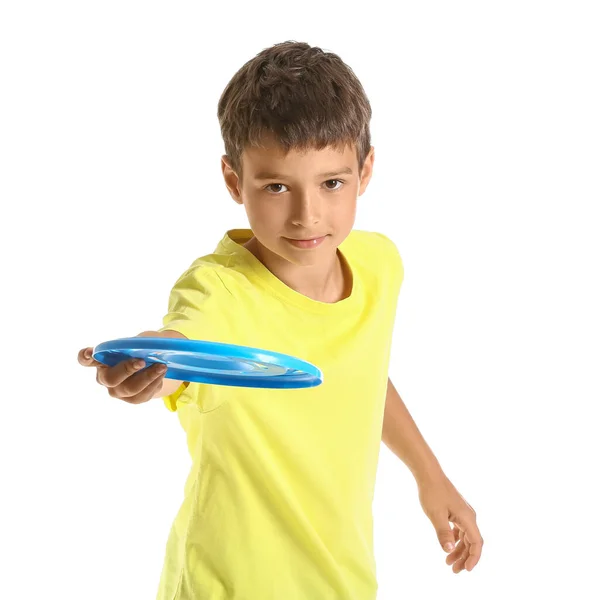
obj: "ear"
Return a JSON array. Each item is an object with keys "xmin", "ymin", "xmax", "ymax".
[
  {"xmin": 358, "ymin": 146, "xmax": 375, "ymax": 196},
  {"xmin": 221, "ymin": 155, "xmax": 243, "ymax": 204}
]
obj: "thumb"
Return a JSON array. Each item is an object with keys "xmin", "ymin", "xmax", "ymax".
[
  {"xmin": 431, "ymin": 515, "xmax": 456, "ymax": 552},
  {"xmin": 78, "ymin": 347, "xmax": 100, "ymax": 367}
]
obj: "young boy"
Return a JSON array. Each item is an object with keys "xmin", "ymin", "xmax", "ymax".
[{"xmin": 79, "ymin": 41, "xmax": 482, "ymax": 599}]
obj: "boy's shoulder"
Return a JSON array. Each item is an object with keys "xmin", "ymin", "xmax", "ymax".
[
  {"xmin": 341, "ymin": 229, "xmax": 402, "ymax": 262},
  {"xmin": 342, "ymin": 230, "xmax": 404, "ymax": 292}
]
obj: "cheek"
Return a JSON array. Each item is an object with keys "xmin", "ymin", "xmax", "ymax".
[
  {"xmin": 243, "ymin": 197, "xmax": 265, "ymax": 219},
  {"xmin": 243, "ymin": 200, "xmax": 282, "ymax": 235},
  {"xmin": 341, "ymin": 213, "xmax": 356, "ymax": 235},
  {"xmin": 334, "ymin": 196, "xmax": 357, "ymax": 224}
]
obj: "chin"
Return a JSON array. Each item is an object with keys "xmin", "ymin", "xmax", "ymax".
[
  {"xmin": 289, "ymin": 254, "xmax": 320, "ymax": 266},
  {"xmin": 285, "ymin": 240, "xmax": 337, "ymax": 263}
]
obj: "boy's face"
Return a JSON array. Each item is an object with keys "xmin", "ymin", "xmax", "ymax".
[{"xmin": 221, "ymin": 137, "xmax": 374, "ymax": 268}]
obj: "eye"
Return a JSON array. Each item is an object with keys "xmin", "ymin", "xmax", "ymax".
[
  {"xmin": 265, "ymin": 183, "xmax": 287, "ymax": 194},
  {"xmin": 264, "ymin": 180, "xmax": 345, "ymax": 194},
  {"xmin": 324, "ymin": 179, "xmax": 345, "ymax": 191}
]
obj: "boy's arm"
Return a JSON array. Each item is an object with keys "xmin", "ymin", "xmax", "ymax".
[
  {"xmin": 382, "ymin": 377, "xmax": 483, "ymax": 571},
  {"xmin": 381, "ymin": 377, "xmax": 443, "ymax": 482},
  {"xmin": 135, "ymin": 330, "xmax": 189, "ymax": 399}
]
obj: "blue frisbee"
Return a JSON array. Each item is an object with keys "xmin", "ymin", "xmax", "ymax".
[{"xmin": 92, "ymin": 337, "xmax": 323, "ymax": 389}]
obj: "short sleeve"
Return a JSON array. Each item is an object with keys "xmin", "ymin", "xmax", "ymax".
[
  {"xmin": 157, "ymin": 266, "xmax": 233, "ymax": 411},
  {"xmin": 371, "ymin": 232, "xmax": 404, "ymax": 282},
  {"xmin": 158, "ymin": 266, "xmax": 231, "ymax": 340}
]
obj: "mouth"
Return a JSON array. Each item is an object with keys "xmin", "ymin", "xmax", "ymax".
[{"xmin": 284, "ymin": 235, "xmax": 328, "ymax": 249}]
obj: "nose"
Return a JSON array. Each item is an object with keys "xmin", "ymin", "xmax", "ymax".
[{"xmin": 290, "ymin": 190, "xmax": 321, "ymax": 228}]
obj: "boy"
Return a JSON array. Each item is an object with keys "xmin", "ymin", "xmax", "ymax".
[{"xmin": 78, "ymin": 41, "xmax": 482, "ymax": 599}]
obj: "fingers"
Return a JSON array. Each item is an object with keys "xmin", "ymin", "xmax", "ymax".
[
  {"xmin": 452, "ymin": 530, "xmax": 470, "ymax": 573},
  {"xmin": 445, "ymin": 526, "xmax": 470, "ymax": 573},
  {"xmin": 115, "ymin": 369, "xmax": 167, "ymax": 404},
  {"xmin": 463, "ymin": 529, "xmax": 483, "ymax": 571},
  {"xmin": 445, "ymin": 526, "xmax": 463, "ymax": 564},
  {"xmin": 96, "ymin": 358, "xmax": 146, "ymax": 387},
  {"xmin": 453, "ymin": 548, "xmax": 470, "ymax": 574},
  {"xmin": 445, "ymin": 529, "xmax": 466, "ymax": 567},
  {"xmin": 450, "ymin": 512, "xmax": 483, "ymax": 572},
  {"xmin": 427, "ymin": 510, "xmax": 456, "ymax": 552},
  {"xmin": 107, "ymin": 362, "xmax": 167, "ymax": 398},
  {"xmin": 78, "ymin": 347, "xmax": 103, "ymax": 368}
]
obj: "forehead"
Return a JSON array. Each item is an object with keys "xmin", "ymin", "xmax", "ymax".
[{"xmin": 241, "ymin": 138, "xmax": 357, "ymax": 176}]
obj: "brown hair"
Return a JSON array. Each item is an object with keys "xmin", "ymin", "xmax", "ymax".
[{"xmin": 217, "ymin": 41, "xmax": 372, "ymax": 182}]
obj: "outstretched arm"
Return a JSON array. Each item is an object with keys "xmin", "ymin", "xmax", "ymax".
[{"xmin": 136, "ymin": 330, "xmax": 189, "ymax": 399}]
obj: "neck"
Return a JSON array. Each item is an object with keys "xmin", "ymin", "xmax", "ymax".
[{"xmin": 244, "ymin": 236, "xmax": 350, "ymax": 303}]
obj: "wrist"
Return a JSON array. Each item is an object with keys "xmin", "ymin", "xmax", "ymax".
[{"xmin": 412, "ymin": 460, "xmax": 446, "ymax": 487}]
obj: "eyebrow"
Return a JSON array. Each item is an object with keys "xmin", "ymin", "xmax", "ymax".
[{"xmin": 253, "ymin": 167, "xmax": 353, "ymax": 180}]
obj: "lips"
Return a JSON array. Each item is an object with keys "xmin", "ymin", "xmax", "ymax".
[{"xmin": 285, "ymin": 235, "xmax": 328, "ymax": 249}]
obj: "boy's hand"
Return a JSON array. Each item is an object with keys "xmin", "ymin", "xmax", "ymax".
[
  {"xmin": 417, "ymin": 475, "xmax": 483, "ymax": 573},
  {"xmin": 77, "ymin": 346, "xmax": 167, "ymax": 405}
]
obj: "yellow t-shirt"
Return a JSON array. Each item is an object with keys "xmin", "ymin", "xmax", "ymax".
[{"xmin": 156, "ymin": 228, "xmax": 404, "ymax": 600}]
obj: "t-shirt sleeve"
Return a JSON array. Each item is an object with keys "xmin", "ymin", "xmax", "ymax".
[
  {"xmin": 157, "ymin": 265, "xmax": 233, "ymax": 411},
  {"xmin": 371, "ymin": 231, "xmax": 405, "ymax": 283},
  {"xmin": 158, "ymin": 264, "xmax": 235, "ymax": 337}
]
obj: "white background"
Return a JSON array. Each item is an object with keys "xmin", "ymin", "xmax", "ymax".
[{"xmin": 1, "ymin": 1, "xmax": 593, "ymax": 598}]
